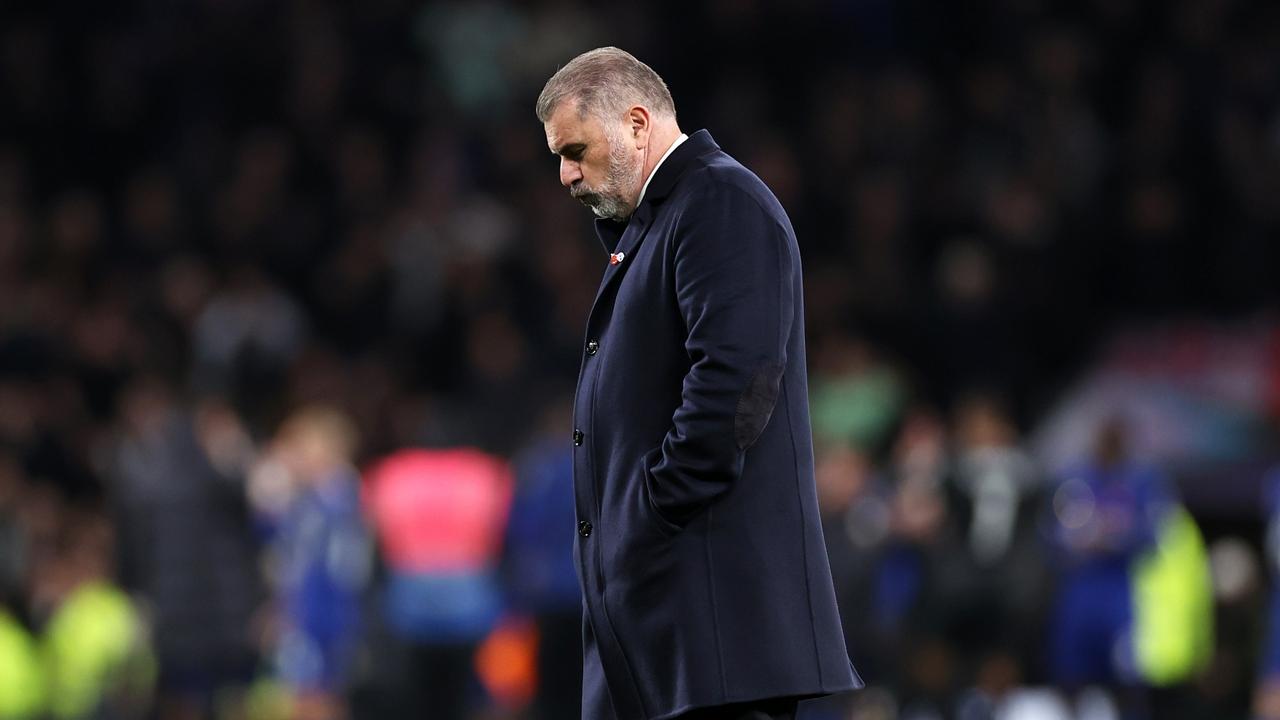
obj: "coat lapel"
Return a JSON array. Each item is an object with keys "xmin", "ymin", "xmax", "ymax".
[
  {"xmin": 587, "ymin": 130, "xmax": 720, "ymax": 312},
  {"xmin": 589, "ymin": 206, "xmax": 651, "ymax": 308}
]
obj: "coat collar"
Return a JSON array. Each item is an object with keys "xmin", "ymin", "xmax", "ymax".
[
  {"xmin": 594, "ymin": 129, "xmax": 718, "ymax": 254},
  {"xmin": 639, "ymin": 129, "xmax": 717, "ymax": 205}
]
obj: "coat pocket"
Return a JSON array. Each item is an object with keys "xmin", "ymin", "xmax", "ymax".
[{"xmin": 641, "ymin": 448, "xmax": 684, "ymax": 536}]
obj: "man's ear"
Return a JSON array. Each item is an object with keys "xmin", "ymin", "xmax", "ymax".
[{"xmin": 626, "ymin": 106, "xmax": 652, "ymax": 149}]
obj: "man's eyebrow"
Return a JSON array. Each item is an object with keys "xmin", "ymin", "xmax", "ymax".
[{"xmin": 552, "ymin": 142, "xmax": 586, "ymax": 157}]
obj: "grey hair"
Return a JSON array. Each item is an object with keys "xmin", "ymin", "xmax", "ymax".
[{"xmin": 536, "ymin": 47, "xmax": 676, "ymax": 124}]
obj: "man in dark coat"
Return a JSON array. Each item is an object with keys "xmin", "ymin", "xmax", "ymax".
[{"xmin": 537, "ymin": 47, "xmax": 862, "ymax": 720}]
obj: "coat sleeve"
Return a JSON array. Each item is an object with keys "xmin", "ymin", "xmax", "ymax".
[{"xmin": 645, "ymin": 179, "xmax": 795, "ymax": 526}]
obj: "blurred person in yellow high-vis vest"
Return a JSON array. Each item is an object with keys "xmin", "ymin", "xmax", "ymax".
[
  {"xmin": 0, "ymin": 606, "xmax": 43, "ymax": 719},
  {"xmin": 33, "ymin": 510, "xmax": 155, "ymax": 720}
]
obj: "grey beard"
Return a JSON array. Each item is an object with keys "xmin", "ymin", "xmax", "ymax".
[
  {"xmin": 571, "ymin": 134, "xmax": 642, "ymax": 222},
  {"xmin": 576, "ymin": 191, "xmax": 632, "ymax": 221}
]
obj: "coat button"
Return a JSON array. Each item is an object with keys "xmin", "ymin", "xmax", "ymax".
[
  {"xmin": 586, "ymin": 339, "xmax": 599, "ymax": 356},
  {"xmin": 573, "ymin": 429, "xmax": 584, "ymax": 446},
  {"xmin": 578, "ymin": 520, "xmax": 593, "ymax": 538}
]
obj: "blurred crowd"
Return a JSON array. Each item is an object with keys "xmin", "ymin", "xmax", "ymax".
[{"xmin": 1, "ymin": 0, "xmax": 1279, "ymax": 718}]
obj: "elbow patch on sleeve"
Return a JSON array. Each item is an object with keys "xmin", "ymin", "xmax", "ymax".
[{"xmin": 734, "ymin": 362, "xmax": 784, "ymax": 450}]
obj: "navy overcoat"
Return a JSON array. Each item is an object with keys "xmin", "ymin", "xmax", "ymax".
[{"xmin": 571, "ymin": 130, "xmax": 862, "ymax": 720}]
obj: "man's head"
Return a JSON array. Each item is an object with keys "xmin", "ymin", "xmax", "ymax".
[
  {"xmin": 275, "ymin": 404, "xmax": 359, "ymax": 485},
  {"xmin": 538, "ymin": 47, "xmax": 680, "ymax": 221}
]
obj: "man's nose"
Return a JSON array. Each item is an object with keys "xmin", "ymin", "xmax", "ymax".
[{"xmin": 560, "ymin": 158, "xmax": 582, "ymax": 188}]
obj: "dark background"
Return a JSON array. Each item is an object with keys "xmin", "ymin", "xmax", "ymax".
[{"xmin": 0, "ymin": 1, "xmax": 1277, "ymax": 719}]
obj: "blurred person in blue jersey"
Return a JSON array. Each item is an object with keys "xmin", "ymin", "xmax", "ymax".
[
  {"xmin": 538, "ymin": 47, "xmax": 860, "ymax": 720},
  {"xmin": 262, "ymin": 406, "xmax": 372, "ymax": 720},
  {"xmin": 502, "ymin": 398, "xmax": 583, "ymax": 720},
  {"xmin": 1046, "ymin": 417, "xmax": 1175, "ymax": 714}
]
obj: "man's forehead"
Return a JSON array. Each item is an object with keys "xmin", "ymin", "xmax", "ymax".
[
  {"xmin": 545, "ymin": 102, "xmax": 597, "ymax": 152},
  {"xmin": 544, "ymin": 124, "xmax": 571, "ymax": 152}
]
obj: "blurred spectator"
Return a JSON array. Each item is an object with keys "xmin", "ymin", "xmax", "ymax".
[
  {"xmin": 1045, "ymin": 418, "xmax": 1175, "ymax": 712},
  {"xmin": 501, "ymin": 399, "xmax": 582, "ymax": 720},
  {"xmin": 925, "ymin": 240, "xmax": 1022, "ymax": 404},
  {"xmin": 37, "ymin": 509, "xmax": 155, "ymax": 720},
  {"xmin": 362, "ymin": 447, "xmax": 513, "ymax": 720},
  {"xmin": 107, "ymin": 382, "xmax": 262, "ymax": 719},
  {"xmin": 1198, "ymin": 537, "xmax": 1261, "ymax": 718},
  {"xmin": 257, "ymin": 406, "xmax": 371, "ymax": 720},
  {"xmin": 192, "ymin": 267, "xmax": 308, "ymax": 413},
  {"xmin": 945, "ymin": 394, "xmax": 1050, "ymax": 688},
  {"xmin": 1130, "ymin": 508, "xmax": 1214, "ymax": 690},
  {"xmin": 816, "ymin": 439, "xmax": 887, "ymax": 671},
  {"xmin": 814, "ymin": 438, "xmax": 889, "ymax": 720},
  {"xmin": 0, "ymin": 453, "xmax": 26, "ymax": 608},
  {"xmin": 0, "ymin": 601, "xmax": 43, "ymax": 720},
  {"xmin": 809, "ymin": 332, "xmax": 906, "ymax": 452},
  {"xmin": 865, "ymin": 410, "xmax": 960, "ymax": 719},
  {"xmin": 881, "ymin": 487, "xmax": 957, "ymax": 719},
  {"xmin": 1255, "ymin": 465, "xmax": 1280, "ymax": 720}
]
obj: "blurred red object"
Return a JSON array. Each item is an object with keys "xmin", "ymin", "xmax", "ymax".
[
  {"xmin": 475, "ymin": 616, "xmax": 539, "ymax": 709},
  {"xmin": 362, "ymin": 448, "xmax": 513, "ymax": 574}
]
